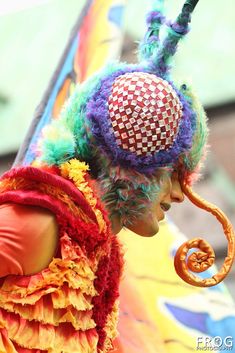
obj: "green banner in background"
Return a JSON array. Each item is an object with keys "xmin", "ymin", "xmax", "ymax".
[{"xmin": 0, "ymin": 0, "xmax": 86, "ymax": 155}]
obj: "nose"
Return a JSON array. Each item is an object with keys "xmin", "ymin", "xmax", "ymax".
[{"xmin": 171, "ymin": 177, "xmax": 184, "ymax": 203}]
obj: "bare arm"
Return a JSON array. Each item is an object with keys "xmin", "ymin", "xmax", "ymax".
[{"xmin": 0, "ymin": 203, "xmax": 58, "ymax": 277}]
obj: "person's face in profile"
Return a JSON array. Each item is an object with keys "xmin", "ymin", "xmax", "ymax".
[{"xmin": 127, "ymin": 170, "xmax": 184, "ymax": 237}]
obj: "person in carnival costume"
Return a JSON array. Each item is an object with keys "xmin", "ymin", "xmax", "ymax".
[{"xmin": 0, "ymin": 0, "xmax": 234, "ymax": 352}]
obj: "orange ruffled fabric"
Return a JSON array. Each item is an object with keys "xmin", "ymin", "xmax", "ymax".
[
  {"xmin": 0, "ymin": 164, "xmax": 123, "ymax": 352},
  {"xmin": 0, "ymin": 235, "xmax": 101, "ymax": 353},
  {"xmin": 0, "ymin": 234, "xmax": 99, "ymax": 353}
]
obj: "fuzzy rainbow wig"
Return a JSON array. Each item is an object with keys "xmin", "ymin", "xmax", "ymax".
[{"xmin": 38, "ymin": 0, "xmax": 208, "ymax": 223}]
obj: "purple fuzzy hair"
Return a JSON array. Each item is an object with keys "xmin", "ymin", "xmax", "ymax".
[{"xmin": 86, "ymin": 66, "xmax": 197, "ymax": 175}]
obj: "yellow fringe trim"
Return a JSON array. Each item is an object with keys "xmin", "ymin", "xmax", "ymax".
[
  {"xmin": 1, "ymin": 303, "xmax": 95, "ymax": 331},
  {"xmin": 0, "ymin": 177, "xmax": 26, "ymax": 193},
  {"xmin": 102, "ymin": 301, "xmax": 119, "ymax": 353},
  {"xmin": 0, "ymin": 308, "xmax": 99, "ymax": 353},
  {"xmin": 0, "ymin": 325, "xmax": 18, "ymax": 353},
  {"xmin": 0, "ymin": 257, "xmax": 97, "ymax": 297},
  {"xmin": 51, "ymin": 287, "xmax": 93, "ymax": 311},
  {"xmin": 60, "ymin": 159, "xmax": 107, "ymax": 232}
]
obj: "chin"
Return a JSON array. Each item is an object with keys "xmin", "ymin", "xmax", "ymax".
[{"xmin": 127, "ymin": 224, "xmax": 159, "ymax": 237}]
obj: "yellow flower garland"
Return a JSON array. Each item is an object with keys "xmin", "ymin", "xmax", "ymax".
[{"xmin": 60, "ymin": 159, "xmax": 107, "ymax": 232}]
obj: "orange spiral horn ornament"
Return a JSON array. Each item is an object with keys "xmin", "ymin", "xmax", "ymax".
[{"xmin": 174, "ymin": 181, "xmax": 235, "ymax": 287}]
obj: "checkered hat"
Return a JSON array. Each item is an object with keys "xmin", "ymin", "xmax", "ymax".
[
  {"xmin": 108, "ymin": 72, "xmax": 183, "ymax": 157},
  {"xmin": 84, "ymin": 66, "xmax": 199, "ymax": 174}
]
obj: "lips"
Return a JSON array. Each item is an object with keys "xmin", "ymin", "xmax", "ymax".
[
  {"xmin": 160, "ymin": 202, "xmax": 171, "ymax": 212},
  {"xmin": 158, "ymin": 202, "xmax": 171, "ymax": 221}
]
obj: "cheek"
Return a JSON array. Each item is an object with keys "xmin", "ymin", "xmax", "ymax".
[
  {"xmin": 147, "ymin": 196, "xmax": 164, "ymax": 222},
  {"xmin": 127, "ymin": 214, "xmax": 160, "ymax": 237},
  {"xmin": 155, "ymin": 203, "xmax": 165, "ymax": 221},
  {"xmin": 126, "ymin": 202, "xmax": 160, "ymax": 237},
  {"xmin": 163, "ymin": 180, "xmax": 172, "ymax": 195}
]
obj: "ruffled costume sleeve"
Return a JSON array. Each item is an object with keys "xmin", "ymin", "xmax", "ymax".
[{"xmin": 0, "ymin": 163, "xmax": 124, "ymax": 353}]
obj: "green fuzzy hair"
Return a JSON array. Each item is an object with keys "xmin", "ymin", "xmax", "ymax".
[
  {"xmin": 39, "ymin": 62, "xmax": 127, "ymax": 166},
  {"xmin": 39, "ymin": 78, "xmax": 97, "ymax": 165},
  {"xmin": 180, "ymin": 84, "xmax": 209, "ymax": 184},
  {"xmin": 138, "ymin": 0, "xmax": 164, "ymax": 62}
]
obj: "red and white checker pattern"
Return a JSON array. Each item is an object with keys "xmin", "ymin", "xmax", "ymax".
[{"xmin": 108, "ymin": 72, "xmax": 183, "ymax": 156}]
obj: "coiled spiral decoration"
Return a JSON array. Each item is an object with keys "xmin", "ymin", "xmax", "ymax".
[{"xmin": 174, "ymin": 181, "xmax": 235, "ymax": 287}]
